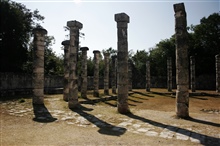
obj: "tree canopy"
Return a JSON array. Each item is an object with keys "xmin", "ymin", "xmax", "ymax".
[{"xmin": 0, "ymin": 0, "xmax": 44, "ymax": 72}]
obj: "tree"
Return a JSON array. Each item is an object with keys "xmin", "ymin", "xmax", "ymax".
[
  {"xmin": 189, "ymin": 13, "xmax": 220, "ymax": 75},
  {"xmin": 148, "ymin": 37, "xmax": 175, "ymax": 76},
  {"xmin": 132, "ymin": 50, "xmax": 149, "ymax": 76},
  {"xmin": 0, "ymin": 0, "xmax": 44, "ymax": 72}
]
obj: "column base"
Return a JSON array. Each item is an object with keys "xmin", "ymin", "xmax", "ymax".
[
  {"xmin": 117, "ymin": 102, "xmax": 130, "ymax": 114},
  {"xmin": 176, "ymin": 102, "xmax": 189, "ymax": 118}
]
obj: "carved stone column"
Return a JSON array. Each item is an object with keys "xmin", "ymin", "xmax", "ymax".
[
  {"xmin": 111, "ymin": 55, "xmax": 117, "ymax": 94},
  {"xmin": 190, "ymin": 56, "xmax": 196, "ymax": 92},
  {"xmin": 32, "ymin": 28, "xmax": 47, "ymax": 104},
  {"xmin": 167, "ymin": 57, "xmax": 172, "ymax": 92},
  {"xmin": 146, "ymin": 61, "xmax": 150, "ymax": 92},
  {"xmin": 62, "ymin": 40, "xmax": 70, "ymax": 101},
  {"xmin": 104, "ymin": 53, "xmax": 110, "ymax": 95},
  {"xmin": 115, "ymin": 13, "xmax": 130, "ymax": 114},
  {"xmin": 216, "ymin": 54, "xmax": 220, "ymax": 93},
  {"xmin": 128, "ymin": 59, "xmax": 132, "ymax": 91},
  {"xmin": 67, "ymin": 20, "xmax": 82, "ymax": 109},
  {"xmin": 174, "ymin": 3, "xmax": 189, "ymax": 118},
  {"xmin": 80, "ymin": 47, "xmax": 89, "ymax": 98},
  {"xmin": 93, "ymin": 50, "xmax": 100, "ymax": 97}
]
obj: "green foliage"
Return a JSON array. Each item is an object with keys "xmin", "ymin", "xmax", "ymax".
[
  {"xmin": 0, "ymin": 0, "xmax": 44, "ymax": 72},
  {"xmin": 189, "ymin": 13, "xmax": 220, "ymax": 75},
  {"xmin": 148, "ymin": 37, "xmax": 175, "ymax": 76},
  {"xmin": 132, "ymin": 50, "xmax": 149, "ymax": 76}
]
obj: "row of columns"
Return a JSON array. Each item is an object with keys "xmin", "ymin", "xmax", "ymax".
[{"xmin": 32, "ymin": 4, "xmax": 219, "ymax": 118}]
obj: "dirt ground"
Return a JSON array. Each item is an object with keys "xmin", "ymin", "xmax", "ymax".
[{"xmin": 0, "ymin": 88, "xmax": 220, "ymax": 146}]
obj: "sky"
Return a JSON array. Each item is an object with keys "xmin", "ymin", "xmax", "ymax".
[{"xmin": 14, "ymin": 0, "xmax": 219, "ymax": 57}]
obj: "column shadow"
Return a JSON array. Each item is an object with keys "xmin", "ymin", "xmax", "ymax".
[
  {"xmin": 32, "ymin": 104, "xmax": 57, "ymax": 123},
  {"xmin": 71, "ymin": 105, "xmax": 127, "ymax": 136},
  {"xmin": 186, "ymin": 117, "xmax": 220, "ymax": 127},
  {"xmin": 126, "ymin": 113, "xmax": 220, "ymax": 146}
]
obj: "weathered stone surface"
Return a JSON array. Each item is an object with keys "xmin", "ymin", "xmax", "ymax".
[
  {"xmin": 111, "ymin": 55, "xmax": 117, "ymax": 94},
  {"xmin": 216, "ymin": 54, "xmax": 220, "ymax": 93},
  {"xmin": 167, "ymin": 57, "xmax": 172, "ymax": 92},
  {"xmin": 93, "ymin": 50, "xmax": 100, "ymax": 97},
  {"xmin": 67, "ymin": 20, "xmax": 82, "ymax": 109},
  {"xmin": 115, "ymin": 12, "xmax": 130, "ymax": 114},
  {"xmin": 104, "ymin": 53, "xmax": 110, "ymax": 95},
  {"xmin": 190, "ymin": 56, "xmax": 196, "ymax": 92},
  {"xmin": 174, "ymin": 3, "xmax": 189, "ymax": 118},
  {"xmin": 62, "ymin": 40, "xmax": 70, "ymax": 101},
  {"xmin": 80, "ymin": 47, "xmax": 89, "ymax": 98},
  {"xmin": 146, "ymin": 61, "xmax": 150, "ymax": 92},
  {"xmin": 32, "ymin": 28, "xmax": 47, "ymax": 104},
  {"xmin": 128, "ymin": 59, "xmax": 132, "ymax": 91}
]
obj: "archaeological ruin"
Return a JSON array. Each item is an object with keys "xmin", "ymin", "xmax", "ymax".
[
  {"xmin": 115, "ymin": 12, "xmax": 130, "ymax": 114},
  {"xmin": 104, "ymin": 52, "xmax": 110, "ymax": 95},
  {"xmin": 32, "ymin": 28, "xmax": 47, "ymax": 105},
  {"xmin": 80, "ymin": 47, "xmax": 89, "ymax": 98},
  {"xmin": 62, "ymin": 40, "xmax": 70, "ymax": 101},
  {"xmin": 174, "ymin": 3, "xmax": 189, "ymax": 118},
  {"xmin": 67, "ymin": 20, "xmax": 82, "ymax": 109},
  {"xmin": 93, "ymin": 50, "xmax": 101, "ymax": 97}
]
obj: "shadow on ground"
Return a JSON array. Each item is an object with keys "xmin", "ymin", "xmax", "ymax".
[
  {"xmin": 32, "ymin": 104, "xmax": 57, "ymax": 123},
  {"xmin": 71, "ymin": 105, "xmax": 127, "ymax": 136},
  {"xmin": 126, "ymin": 112, "xmax": 220, "ymax": 146}
]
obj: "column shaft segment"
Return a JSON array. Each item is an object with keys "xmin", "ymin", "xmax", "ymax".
[
  {"xmin": 115, "ymin": 13, "xmax": 130, "ymax": 114},
  {"xmin": 146, "ymin": 61, "xmax": 150, "ymax": 92},
  {"xmin": 62, "ymin": 40, "xmax": 70, "ymax": 101},
  {"xmin": 67, "ymin": 20, "xmax": 82, "ymax": 109},
  {"xmin": 80, "ymin": 47, "xmax": 89, "ymax": 98},
  {"xmin": 32, "ymin": 28, "xmax": 47, "ymax": 104},
  {"xmin": 216, "ymin": 54, "xmax": 220, "ymax": 93},
  {"xmin": 104, "ymin": 53, "xmax": 110, "ymax": 95},
  {"xmin": 174, "ymin": 3, "xmax": 189, "ymax": 118},
  {"xmin": 93, "ymin": 50, "xmax": 100, "ymax": 97},
  {"xmin": 111, "ymin": 55, "xmax": 117, "ymax": 94},
  {"xmin": 167, "ymin": 57, "xmax": 172, "ymax": 92}
]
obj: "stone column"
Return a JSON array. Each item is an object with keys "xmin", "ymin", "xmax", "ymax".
[
  {"xmin": 146, "ymin": 61, "xmax": 150, "ymax": 92},
  {"xmin": 115, "ymin": 13, "xmax": 130, "ymax": 114},
  {"xmin": 128, "ymin": 59, "xmax": 132, "ymax": 91},
  {"xmin": 167, "ymin": 57, "xmax": 172, "ymax": 92},
  {"xmin": 104, "ymin": 53, "xmax": 110, "ymax": 95},
  {"xmin": 93, "ymin": 50, "xmax": 100, "ymax": 97},
  {"xmin": 190, "ymin": 56, "xmax": 196, "ymax": 92},
  {"xmin": 174, "ymin": 3, "xmax": 189, "ymax": 118},
  {"xmin": 80, "ymin": 47, "xmax": 89, "ymax": 98},
  {"xmin": 216, "ymin": 54, "xmax": 220, "ymax": 93},
  {"xmin": 32, "ymin": 28, "xmax": 47, "ymax": 104},
  {"xmin": 62, "ymin": 40, "xmax": 70, "ymax": 102},
  {"xmin": 111, "ymin": 55, "xmax": 117, "ymax": 94},
  {"xmin": 67, "ymin": 20, "xmax": 82, "ymax": 109}
]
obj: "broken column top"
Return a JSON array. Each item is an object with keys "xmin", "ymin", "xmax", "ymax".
[
  {"xmin": 80, "ymin": 47, "xmax": 89, "ymax": 51},
  {"xmin": 173, "ymin": 3, "xmax": 185, "ymax": 13},
  {"xmin": 61, "ymin": 40, "xmax": 70, "ymax": 46},
  {"xmin": 111, "ymin": 55, "xmax": 117, "ymax": 59},
  {"xmin": 67, "ymin": 20, "xmax": 83, "ymax": 29},
  {"xmin": 115, "ymin": 13, "xmax": 130, "ymax": 23},
  {"xmin": 33, "ymin": 28, "xmax": 47, "ymax": 35},
  {"xmin": 93, "ymin": 50, "xmax": 100, "ymax": 54},
  {"xmin": 104, "ymin": 52, "xmax": 110, "ymax": 56}
]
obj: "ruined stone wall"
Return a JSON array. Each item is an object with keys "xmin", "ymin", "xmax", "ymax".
[
  {"xmin": 0, "ymin": 73, "xmax": 63, "ymax": 97},
  {"xmin": 0, "ymin": 73, "xmax": 216, "ymax": 97}
]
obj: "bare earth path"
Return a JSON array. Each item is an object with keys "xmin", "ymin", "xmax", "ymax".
[{"xmin": 1, "ymin": 89, "xmax": 220, "ymax": 146}]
